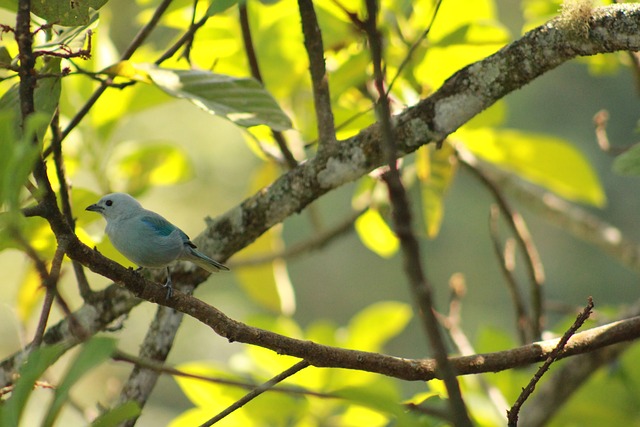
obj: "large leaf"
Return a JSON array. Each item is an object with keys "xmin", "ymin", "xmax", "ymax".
[
  {"xmin": 459, "ymin": 128, "xmax": 606, "ymax": 207},
  {"xmin": 107, "ymin": 62, "xmax": 292, "ymax": 130}
]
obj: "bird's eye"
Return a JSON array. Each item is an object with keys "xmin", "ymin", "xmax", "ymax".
[{"xmin": 106, "ymin": 200, "xmax": 113, "ymax": 207}]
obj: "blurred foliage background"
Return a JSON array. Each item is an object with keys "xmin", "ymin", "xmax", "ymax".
[{"xmin": 1, "ymin": 0, "xmax": 640, "ymax": 425}]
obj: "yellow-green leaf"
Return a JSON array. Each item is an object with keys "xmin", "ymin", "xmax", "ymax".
[
  {"xmin": 345, "ymin": 301, "xmax": 412, "ymax": 352},
  {"xmin": 459, "ymin": 128, "xmax": 605, "ymax": 207},
  {"xmin": 17, "ymin": 264, "xmax": 45, "ymax": 324},
  {"xmin": 108, "ymin": 142, "xmax": 193, "ymax": 197},
  {"xmin": 416, "ymin": 143, "xmax": 457, "ymax": 239},
  {"xmin": 233, "ymin": 163, "xmax": 295, "ymax": 314},
  {"xmin": 355, "ymin": 209, "xmax": 399, "ymax": 258}
]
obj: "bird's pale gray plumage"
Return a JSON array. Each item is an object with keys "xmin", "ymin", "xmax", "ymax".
[{"xmin": 86, "ymin": 192, "xmax": 228, "ymax": 298}]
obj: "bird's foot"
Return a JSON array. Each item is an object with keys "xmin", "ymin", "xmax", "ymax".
[{"xmin": 162, "ymin": 277, "xmax": 173, "ymax": 300}]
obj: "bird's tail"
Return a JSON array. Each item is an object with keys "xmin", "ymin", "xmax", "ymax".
[{"xmin": 186, "ymin": 247, "xmax": 230, "ymax": 273}]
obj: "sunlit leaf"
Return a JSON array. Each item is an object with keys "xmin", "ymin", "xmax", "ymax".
[
  {"xmin": 17, "ymin": 264, "xmax": 45, "ymax": 324},
  {"xmin": 42, "ymin": 337, "xmax": 117, "ymax": 427},
  {"xmin": 413, "ymin": 0, "xmax": 510, "ymax": 90},
  {"xmin": 345, "ymin": 301, "xmax": 412, "ymax": 352},
  {"xmin": 31, "ymin": 0, "xmax": 109, "ymax": 26},
  {"xmin": 108, "ymin": 142, "xmax": 193, "ymax": 197},
  {"xmin": 233, "ymin": 163, "xmax": 295, "ymax": 314},
  {"xmin": 174, "ymin": 362, "xmax": 230, "ymax": 408},
  {"xmin": 355, "ymin": 209, "xmax": 399, "ymax": 258},
  {"xmin": 416, "ymin": 142, "xmax": 457, "ymax": 239},
  {"xmin": 459, "ymin": 128, "xmax": 606, "ymax": 207}
]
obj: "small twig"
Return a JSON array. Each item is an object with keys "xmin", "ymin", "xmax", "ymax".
[
  {"xmin": 239, "ymin": 3, "xmax": 297, "ymax": 168},
  {"xmin": 593, "ymin": 109, "xmax": 611, "ymax": 152},
  {"xmin": 179, "ymin": 0, "xmax": 200, "ymax": 64},
  {"xmin": 459, "ymin": 149, "xmax": 545, "ymax": 340},
  {"xmin": 507, "ymin": 297, "xmax": 595, "ymax": 426},
  {"xmin": 50, "ymin": 110, "xmax": 94, "ymax": 300},
  {"xmin": 58, "ymin": 0, "xmax": 175, "ymax": 144},
  {"xmin": 31, "ymin": 244, "xmax": 66, "ymax": 348},
  {"xmin": 200, "ymin": 360, "xmax": 310, "ymax": 426},
  {"xmin": 489, "ymin": 206, "xmax": 532, "ymax": 344},
  {"xmin": 114, "ymin": 350, "xmax": 331, "ymax": 399},
  {"xmin": 297, "ymin": 0, "xmax": 338, "ymax": 154},
  {"xmin": 437, "ymin": 273, "xmax": 511, "ymax": 419},
  {"xmin": 387, "ymin": 0, "xmax": 444, "ymax": 94}
]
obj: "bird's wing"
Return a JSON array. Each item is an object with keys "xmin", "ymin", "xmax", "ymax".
[{"xmin": 140, "ymin": 214, "xmax": 180, "ymax": 236}]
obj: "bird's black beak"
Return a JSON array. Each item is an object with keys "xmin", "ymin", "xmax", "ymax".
[{"xmin": 86, "ymin": 203, "xmax": 103, "ymax": 213}]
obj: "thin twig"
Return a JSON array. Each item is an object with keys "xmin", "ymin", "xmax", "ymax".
[
  {"xmin": 437, "ymin": 273, "xmax": 511, "ymax": 420},
  {"xmin": 31, "ymin": 244, "xmax": 66, "ymax": 348},
  {"xmin": 489, "ymin": 206, "xmax": 532, "ymax": 344},
  {"xmin": 113, "ymin": 350, "xmax": 331, "ymax": 399},
  {"xmin": 50, "ymin": 110, "xmax": 94, "ymax": 299},
  {"xmin": 58, "ymin": 0, "xmax": 175, "ymax": 144},
  {"xmin": 459, "ymin": 148, "xmax": 545, "ymax": 340},
  {"xmin": 387, "ymin": 0, "xmax": 444, "ymax": 94},
  {"xmin": 507, "ymin": 297, "xmax": 594, "ymax": 426},
  {"xmin": 200, "ymin": 360, "xmax": 310, "ymax": 426},
  {"xmin": 363, "ymin": 1, "xmax": 471, "ymax": 425},
  {"xmin": 298, "ymin": 0, "xmax": 338, "ymax": 153},
  {"xmin": 239, "ymin": 3, "xmax": 297, "ymax": 168}
]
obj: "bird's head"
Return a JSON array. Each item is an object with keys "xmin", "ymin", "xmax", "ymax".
[{"xmin": 86, "ymin": 192, "xmax": 143, "ymax": 221}]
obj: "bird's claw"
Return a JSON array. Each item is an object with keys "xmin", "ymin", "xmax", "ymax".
[{"xmin": 162, "ymin": 277, "xmax": 173, "ymax": 300}]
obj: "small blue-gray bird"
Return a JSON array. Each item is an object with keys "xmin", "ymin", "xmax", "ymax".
[{"xmin": 86, "ymin": 192, "xmax": 229, "ymax": 298}]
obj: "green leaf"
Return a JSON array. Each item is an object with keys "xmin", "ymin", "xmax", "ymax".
[
  {"xmin": 42, "ymin": 337, "xmax": 117, "ymax": 427},
  {"xmin": 35, "ymin": 12, "xmax": 98, "ymax": 54},
  {"xmin": 206, "ymin": 0, "xmax": 240, "ymax": 16},
  {"xmin": 345, "ymin": 302, "xmax": 412, "ymax": 352},
  {"xmin": 459, "ymin": 128, "xmax": 606, "ymax": 207},
  {"xmin": 1, "ymin": 344, "xmax": 68, "ymax": 427},
  {"xmin": 110, "ymin": 63, "xmax": 292, "ymax": 130},
  {"xmin": 416, "ymin": 142, "xmax": 457, "ymax": 239},
  {"xmin": 613, "ymin": 143, "xmax": 640, "ymax": 176},
  {"xmin": 0, "ymin": 58, "xmax": 62, "ymax": 144},
  {"xmin": 108, "ymin": 142, "xmax": 193, "ymax": 197},
  {"xmin": 31, "ymin": 0, "xmax": 109, "ymax": 26},
  {"xmin": 355, "ymin": 209, "xmax": 399, "ymax": 258},
  {"xmin": 91, "ymin": 401, "xmax": 141, "ymax": 427}
]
